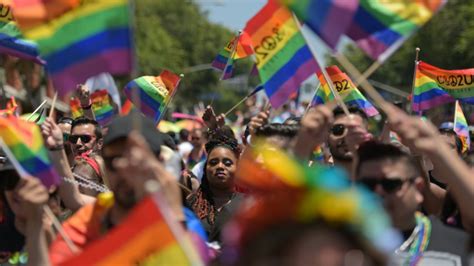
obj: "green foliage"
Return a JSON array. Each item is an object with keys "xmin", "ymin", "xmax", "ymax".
[{"xmin": 133, "ymin": 0, "xmax": 254, "ymax": 109}]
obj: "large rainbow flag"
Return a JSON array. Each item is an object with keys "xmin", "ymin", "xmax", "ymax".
[
  {"xmin": 13, "ymin": 0, "xmax": 133, "ymax": 96},
  {"xmin": 413, "ymin": 61, "xmax": 474, "ymax": 111},
  {"xmin": 280, "ymin": 0, "xmax": 358, "ymax": 49},
  {"xmin": 311, "ymin": 66, "xmax": 379, "ymax": 117},
  {"xmin": 0, "ymin": 4, "xmax": 43, "ymax": 64},
  {"xmin": 345, "ymin": 0, "xmax": 446, "ymax": 62},
  {"xmin": 61, "ymin": 195, "xmax": 202, "ymax": 266},
  {"xmin": 244, "ymin": 0, "xmax": 319, "ymax": 108},
  {"xmin": 212, "ymin": 31, "xmax": 254, "ymax": 80},
  {"xmin": 0, "ymin": 116, "xmax": 60, "ymax": 188},
  {"xmin": 124, "ymin": 70, "xmax": 181, "ymax": 124},
  {"xmin": 454, "ymin": 101, "xmax": 470, "ymax": 153}
]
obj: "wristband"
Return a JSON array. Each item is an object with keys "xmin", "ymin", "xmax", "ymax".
[{"xmin": 48, "ymin": 144, "xmax": 64, "ymax": 151}]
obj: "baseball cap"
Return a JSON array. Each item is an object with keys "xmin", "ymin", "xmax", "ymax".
[{"xmin": 103, "ymin": 114, "xmax": 164, "ymax": 156}]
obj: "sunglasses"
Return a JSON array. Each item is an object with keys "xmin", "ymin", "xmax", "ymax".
[
  {"xmin": 69, "ymin": 134, "xmax": 94, "ymax": 144},
  {"xmin": 330, "ymin": 124, "xmax": 346, "ymax": 136},
  {"xmin": 357, "ymin": 177, "xmax": 416, "ymax": 194}
]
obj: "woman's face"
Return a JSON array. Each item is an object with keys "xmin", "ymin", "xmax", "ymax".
[{"xmin": 206, "ymin": 147, "xmax": 238, "ymax": 190}]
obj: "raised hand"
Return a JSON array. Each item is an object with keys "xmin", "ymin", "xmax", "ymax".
[
  {"xmin": 41, "ymin": 117, "xmax": 64, "ymax": 150},
  {"xmin": 248, "ymin": 109, "xmax": 270, "ymax": 137},
  {"xmin": 202, "ymin": 105, "xmax": 225, "ymax": 130},
  {"xmin": 76, "ymin": 84, "xmax": 91, "ymax": 107},
  {"xmin": 345, "ymin": 116, "xmax": 373, "ymax": 153}
]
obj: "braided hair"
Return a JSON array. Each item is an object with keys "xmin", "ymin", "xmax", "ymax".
[{"xmin": 189, "ymin": 132, "xmax": 240, "ymax": 225}]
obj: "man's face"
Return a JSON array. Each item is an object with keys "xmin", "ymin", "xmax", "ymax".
[
  {"xmin": 102, "ymin": 139, "xmax": 137, "ymax": 210},
  {"xmin": 190, "ymin": 130, "xmax": 204, "ymax": 147},
  {"xmin": 328, "ymin": 115, "xmax": 366, "ymax": 161},
  {"xmin": 70, "ymin": 124, "xmax": 98, "ymax": 155},
  {"xmin": 356, "ymin": 159, "xmax": 423, "ymax": 230}
]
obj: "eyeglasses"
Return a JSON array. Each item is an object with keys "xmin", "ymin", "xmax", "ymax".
[
  {"xmin": 63, "ymin": 133, "xmax": 70, "ymax": 142},
  {"xmin": 69, "ymin": 134, "xmax": 94, "ymax": 144},
  {"xmin": 357, "ymin": 177, "xmax": 416, "ymax": 194},
  {"xmin": 330, "ymin": 124, "xmax": 346, "ymax": 136}
]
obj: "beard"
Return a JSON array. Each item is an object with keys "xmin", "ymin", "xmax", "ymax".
[{"xmin": 329, "ymin": 142, "xmax": 353, "ymax": 162}]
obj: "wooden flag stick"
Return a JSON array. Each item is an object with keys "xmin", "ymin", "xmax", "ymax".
[
  {"xmin": 26, "ymin": 100, "xmax": 48, "ymax": 121},
  {"xmin": 305, "ymin": 83, "xmax": 321, "ymax": 114},
  {"xmin": 49, "ymin": 92, "xmax": 58, "ymax": 118},
  {"xmin": 334, "ymin": 52, "xmax": 390, "ymax": 112},
  {"xmin": 224, "ymin": 95, "xmax": 249, "ymax": 116},
  {"xmin": 409, "ymin": 47, "xmax": 421, "ymax": 114},
  {"xmin": 43, "ymin": 205, "xmax": 79, "ymax": 254},
  {"xmin": 291, "ymin": 13, "xmax": 350, "ymax": 116},
  {"xmin": 220, "ymin": 30, "xmax": 241, "ymax": 81},
  {"xmin": 354, "ymin": 61, "xmax": 382, "ymax": 87}
]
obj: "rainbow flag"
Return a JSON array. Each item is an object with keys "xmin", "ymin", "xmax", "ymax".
[
  {"xmin": 14, "ymin": 0, "xmax": 133, "ymax": 97},
  {"xmin": 413, "ymin": 61, "xmax": 474, "ymax": 111},
  {"xmin": 345, "ymin": 0, "xmax": 446, "ymax": 62},
  {"xmin": 212, "ymin": 31, "xmax": 254, "ymax": 79},
  {"xmin": 454, "ymin": 101, "xmax": 470, "ymax": 153},
  {"xmin": 244, "ymin": 0, "xmax": 319, "ymax": 108},
  {"xmin": 0, "ymin": 4, "xmax": 43, "ymax": 64},
  {"xmin": 69, "ymin": 90, "xmax": 115, "ymax": 126},
  {"xmin": 120, "ymin": 99, "xmax": 134, "ymax": 116},
  {"xmin": 311, "ymin": 66, "xmax": 379, "ymax": 117},
  {"xmin": 0, "ymin": 96, "xmax": 18, "ymax": 117},
  {"xmin": 124, "ymin": 70, "xmax": 181, "ymax": 124},
  {"xmin": 0, "ymin": 116, "xmax": 60, "ymax": 188},
  {"xmin": 61, "ymin": 195, "xmax": 201, "ymax": 266},
  {"xmin": 280, "ymin": 0, "xmax": 359, "ymax": 49}
]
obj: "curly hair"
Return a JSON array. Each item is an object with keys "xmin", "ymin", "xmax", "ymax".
[{"xmin": 189, "ymin": 132, "xmax": 240, "ymax": 224}]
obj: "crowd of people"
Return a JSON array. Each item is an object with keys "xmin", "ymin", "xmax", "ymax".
[{"xmin": 0, "ymin": 83, "xmax": 474, "ymax": 266}]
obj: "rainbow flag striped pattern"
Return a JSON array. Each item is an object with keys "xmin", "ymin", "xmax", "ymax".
[
  {"xmin": 0, "ymin": 96, "xmax": 18, "ymax": 117},
  {"xmin": 0, "ymin": 116, "xmax": 60, "ymax": 188},
  {"xmin": 280, "ymin": 0, "xmax": 358, "ymax": 49},
  {"xmin": 14, "ymin": 0, "xmax": 133, "ymax": 97},
  {"xmin": 212, "ymin": 32, "xmax": 254, "ymax": 80},
  {"xmin": 0, "ymin": 4, "xmax": 43, "ymax": 64},
  {"xmin": 124, "ymin": 70, "xmax": 181, "ymax": 123},
  {"xmin": 454, "ymin": 101, "xmax": 470, "ymax": 153},
  {"xmin": 311, "ymin": 66, "xmax": 379, "ymax": 117},
  {"xmin": 69, "ymin": 90, "xmax": 115, "ymax": 126},
  {"xmin": 345, "ymin": 0, "xmax": 446, "ymax": 62},
  {"xmin": 61, "ymin": 195, "xmax": 201, "ymax": 266},
  {"xmin": 244, "ymin": 0, "xmax": 319, "ymax": 108},
  {"xmin": 413, "ymin": 61, "xmax": 474, "ymax": 111}
]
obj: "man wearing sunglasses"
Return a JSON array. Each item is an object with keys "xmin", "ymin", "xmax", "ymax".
[{"xmin": 355, "ymin": 141, "xmax": 469, "ymax": 265}]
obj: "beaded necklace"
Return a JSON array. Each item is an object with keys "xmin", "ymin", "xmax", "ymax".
[{"xmin": 395, "ymin": 211, "xmax": 432, "ymax": 266}]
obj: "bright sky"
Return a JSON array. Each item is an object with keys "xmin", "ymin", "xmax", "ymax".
[{"xmin": 198, "ymin": 0, "xmax": 266, "ymax": 30}]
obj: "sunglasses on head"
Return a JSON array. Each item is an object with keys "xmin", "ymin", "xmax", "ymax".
[
  {"xmin": 357, "ymin": 177, "xmax": 416, "ymax": 194},
  {"xmin": 330, "ymin": 124, "xmax": 346, "ymax": 136},
  {"xmin": 69, "ymin": 134, "xmax": 94, "ymax": 144}
]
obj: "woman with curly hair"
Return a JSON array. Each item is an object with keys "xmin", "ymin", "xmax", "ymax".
[{"xmin": 186, "ymin": 133, "xmax": 243, "ymax": 243}]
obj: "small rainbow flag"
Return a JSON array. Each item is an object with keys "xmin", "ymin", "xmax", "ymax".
[
  {"xmin": 454, "ymin": 101, "xmax": 470, "ymax": 153},
  {"xmin": 344, "ymin": 0, "xmax": 446, "ymax": 62},
  {"xmin": 61, "ymin": 195, "xmax": 201, "ymax": 266},
  {"xmin": 120, "ymin": 99, "xmax": 134, "ymax": 116},
  {"xmin": 0, "ymin": 116, "xmax": 60, "ymax": 188},
  {"xmin": 124, "ymin": 70, "xmax": 181, "ymax": 124},
  {"xmin": 0, "ymin": 96, "xmax": 18, "ymax": 117},
  {"xmin": 69, "ymin": 90, "xmax": 115, "ymax": 126},
  {"xmin": 0, "ymin": 4, "xmax": 43, "ymax": 64},
  {"xmin": 212, "ymin": 31, "xmax": 254, "ymax": 80},
  {"xmin": 14, "ymin": 0, "xmax": 134, "ymax": 97},
  {"xmin": 413, "ymin": 61, "xmax": 474, "ymax": 111},
  {"xmin": 280, "ymin": 0, "xmax": 358, "ymax": 49},
  {"xmin": 311, "ymin": 66, "xmax": 379, "ymax": 117},
  {"xmin": 244, "ymin": 0, "xmax": 319, "ymax": 108}
]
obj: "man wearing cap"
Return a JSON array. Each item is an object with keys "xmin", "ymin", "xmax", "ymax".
[{"xmin": 48, "ymin": 115, "xmax": 195, "ymax": 264}]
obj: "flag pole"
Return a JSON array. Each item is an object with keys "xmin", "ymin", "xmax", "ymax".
[
  {"xmin": 223, "ymin": 85, "xmax": 263, "ymax": 116},
  {"xmin": 409, "ymin": 47, "xmax": 421, "ymax": 114},
  {"xmin": 49, "ymin": 92, "xmax": 58, "ymax": 118},
  {"xmin": 305, "ymin": 83, "xmax": 321, "ymax": 114},
  {"xmin": 354, "ymin": 61, "xmax": 381, "ymax": 87},
  {"xmin": 220, "ymin": 30, "xmax": 241, "ymax": 81},
  {"xmin": 291, "ymin": 13, "xmax": 350, "ymax": 116},
  {"xmin": 26, "ymin": 100, "xmax": 48, "ymax": 121}
]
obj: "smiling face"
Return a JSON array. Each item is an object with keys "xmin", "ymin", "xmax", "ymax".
[
  {"xmin": 328, "ymin": 114, "xmax": 366, "ymax": 162},
  {"xmin": 205, "ymin": 147, "xmax": 238, "ymax": 191}
]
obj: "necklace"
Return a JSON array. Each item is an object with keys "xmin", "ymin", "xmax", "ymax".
[{"xmin": 395, "ymin": 212, "xmax": 432, "ymax": 266}]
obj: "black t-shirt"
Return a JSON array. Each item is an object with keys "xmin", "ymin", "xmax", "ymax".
[{"xmin": 390, "ymin": 216, "xmax": 469, "ymax": 265}]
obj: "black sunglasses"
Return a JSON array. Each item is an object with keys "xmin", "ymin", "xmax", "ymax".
[
  {"xmin": 357, "ymin": 177, "xmax": 416, "ymax": 194},
  {"xmin": 69, "ymin": 134, "xmax": 93, "ymax": 144},
  {"xmin": 330, "ymin": 124, "xmax": 346, "ymax": 136}
]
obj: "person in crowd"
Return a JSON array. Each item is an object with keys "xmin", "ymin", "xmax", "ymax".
[
  {"xmin": 56, "ymin": 117, "xmax": 75, "ymax": 165},
  {"xmin": 187, "ymin": 133, "xmax": 243, "ymax": 243},
  {"xmin": 178, "ymin": 129, "xmax": 193, "ymax": 160},
  {"xmin": 355, "ymin": 141, "xmax": 470, "ymax": 265},
  {"xmin": 70, "ymin": 117, "xmax": 108, "ymax": 195},
  {"xmin": 254, "ymin": 123, "xmax": 299, "ymax": 150},
  {"xmin": 187, "ymin": 128, "xmax": 207, "ymax": 169}
]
